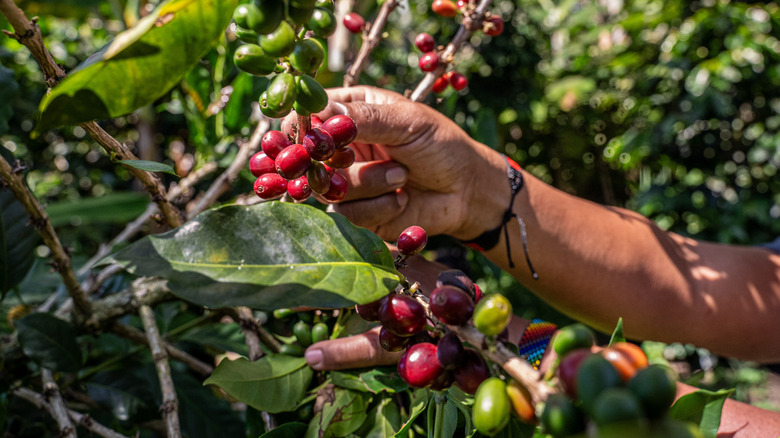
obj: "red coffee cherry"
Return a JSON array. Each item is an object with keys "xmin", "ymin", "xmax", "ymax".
[
  {"xmin": 419, "ymin": 52, "xmax": 439, "ymax": 72},
  {"xmin": 397, "ymin": 225, "xmax": 428, "ymax": 256},
  {"xmin": 557, "ymin": 348, "xmax": 591, "ymax": 398},
  {"xmin": 253, "ymin": 173, "xmax": 288, "ymax": 199},
  {"xmin": 483, "ymin": 15, "xmax": 504, "ymax": 36},
  {"xmin": 436, "ymin": 331, "xmax": 465, "ymax": 369},
  {"xmin": 436, "ymin": 269, "xmax": 478, "ymax": 302},
  {"xmin": 275, "ymin": 144, "xmax": 312, "ymax": 180},
  {"xmin": 378, "ymin": 294, "xmax": 426, "ymax": 337},
  {"xmin": 325, "ymin": 147, "xmax": 355, "ymax": 168},
  {"xmin": 432, "ymin": 76, "xmax": 449, "ymax": 93},
  {"xmin": 432, "ymin": 0, "xmax": 458, "ymax": 17},
  {"xmin": 321, "ymin": 171, "xmax": 348, "ymax": 202},
  {"xmin": 430, "ymin": 285, "xmax": 474, "ymax": 325},
  {"xmin": 355, "ymin": 293, "xmax": 390, "ymax": 322},
  {"xmin": 453, "ymin": 347, "xmax": 490, "ymax": 394},
  {"xmin": 398, "ymin": 342, "xmax": 443, "ymax": 388},
  {"xmin": 306, "ymin": 161, "xmax": 331, "ymax": 194},
  {"xmin": 448, "ymin": 71, "xmax": 468, "ymax": 91},
  {"xmin": 310, "ymin": 115, "xmax": 324, "ymax": 129},
  {"xmin": 261, "ymin": 130, "xmax": 291, "ymax": 160},
  {"xmin": 379, "ymin": 326, "xmax": 411, "ymax": 352},
  {"xmin": 303, "ymin": 128, "xmax": 336, "ymax": 161},
  {"xmin": 415, "ymin": 32, "xmax": 435, "ymax": 52},
  {"xmin": 342, "ymin": 12, "xmax": 364, "ymax": 33},
  {"xmin": 287, "ymin": 175, "xmax": 312, "ymax": 201},
  {"xmin": 321, "ymin": 115, "xmax": 358, "ymax": 148},
  {"xmin": 249, "ymin": 152, "xmax": 276, "ymax": 177}
]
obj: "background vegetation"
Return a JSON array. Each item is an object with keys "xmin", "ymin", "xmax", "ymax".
[{"xmin": 1, "ymin": 0, "xmax": 779, "ymax": 436}]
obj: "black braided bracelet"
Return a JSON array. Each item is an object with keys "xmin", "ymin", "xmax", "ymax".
[{"xmin": 460, "ymin": 155, "xmax": 538, "ymax": 279}]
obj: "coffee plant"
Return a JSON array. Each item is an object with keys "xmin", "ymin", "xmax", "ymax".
[{"xmin": 0, "ymin": 0, "xmax": 776, "ymax": 437}]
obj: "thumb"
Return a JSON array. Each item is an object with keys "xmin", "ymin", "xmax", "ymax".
[{"xmin": 304, "ymin": 326, "xmax": 403, "ymax": 371}]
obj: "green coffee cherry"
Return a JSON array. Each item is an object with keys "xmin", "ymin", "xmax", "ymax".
[
  {"xmin": 273, "ymin": 308, "xmax": 294, "ymax": 319},
  {"xmin": 552, "ymin": 323, "xmax": 596, "ymax": 358},
  {"xmin": 289, "ymin": 39, "xmax": 325, "ymax": 75},
  {"xmin": 472, "ymin": 377, "xmax": 511, "ymax": 436},
  {"xmin": 311, "ymin": 322, "xmax": 329, "ymax": 343},
  {"xmin": 233, "ymin": 4, "xmax": 258, "ymax": 29},
  {"xmin": 286, "ymin": 0, "xmax": 316, "ymax": 26},
  {"xmin": 234, "ymin": 25, "xmax": 260, "ymax": 44},
  {"xmin": 293, "ymin": 320, "xmax": 313, "ymax": 347},
  {"xmin": 259, "ymin": 21, "xmax": 296, "ymax": 57},
  {"xmin": 234, "ymin": 44, "xmax": 277, "ymax": 76},
  {"xmin": 628, "ymin": 364, "xmax": 678, "ymax": 418},
  {"xmin": 260, "ymin": 73, "xmax": 297, "ymax": 118},
  {"xmin": 279, "ymin": 344, "xmax": 304, "ymax": 356},
  {"xmin": 590, "ymin": 388, "xmax": 644, "ymax": 426},
  {"xmin": 472, "ymin": 294, "xmax": 512, "ymax": 336},
  {"xmin": 294, "ymin": 74, "xmax": 328, "ymax": 116},
  {"xmin": 249, "ymin": 0, "xmax": 285, "ymax": 35},
  {"xmin": 314, "ymin": 0, "xmax": 335, "ymax": 12},
  {"xmin": 541, "ymin": 394, "xmax": 586, "ymax": 437},
  {"xmin": 576, "ymin": 353, "xmax": 622, "ymax": 411},
  {"xmin": 307, "ymin": 7, "xmax": 337, "ymax": 38}
]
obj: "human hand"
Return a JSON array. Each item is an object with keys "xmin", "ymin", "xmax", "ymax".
[{"xmin": 285, "ymin": 86, "xmax": 510, "ymax": 242}]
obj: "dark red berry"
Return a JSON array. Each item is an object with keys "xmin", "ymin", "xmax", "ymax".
[
  {"xmin": 343, "ymin": 12, "xmax": 364, "ymax": 33},
  {"xmin": 287, "ymin": 175, "xmax": 312, "ymax": 201},
  {"xmin": 310, "ymin": 115, "xmax": 324, "ymax": 129},
  {"xmin": 379, "ymin": 294, "xmax": 426, "ymax": 337},
  {"xmin": 307, "ymin": 161, "xmax": 331, "ymax": 194},
  {"xmin": 397, "ymin": 225, "xmax": 427, "ymax": 256},
  {"xmin": 321, "ymin": 115, "xmax": 357, "ymax": 148},
  {"xmin": 558, "ymin": 348, "xmax": 591, "ymax": 398},
  {"xmin": 303, "ymin": 128, "xmax": 336, "ymax": 161},
  {"xmin": 432, "ymin": 76, "xmax": 449, "ymax": 93},
  {"xmin": 322, "ymin": 171, "xmax": 348, "ymax": 202},
  {"xmin": 436, "ymin": 331, "xmax": 465, "ymax": 370},
  {"xmin": 249, "ymin": 152, "xmax": 276, "ymax": 177},
  {"xmin": 419, "ymin": 52, "xmax": 439, "ymax": 72},
  {"xmin": 436, "ymin": 269, "xmax": 478, "ymax": 301},
  {"xmin": 456, "ymin": 0, "xmax": 469, "ymax": 9},
  {"xmin": 355, "ymin": 294, "xmax": 390, "ymax": 322},
  {"xmin": 325, "ymin": 147, "xmax": 355, "ymax": 168},
  {"xmin": 415, "ymin": 33, "xmax": 435, "ymax": 52},
  {"xmin": 398, "ymin": 342, "xmax": 443, "ymax": 388},
  {"xmin": 483, "ymin": 15, "xmax": 504, "ymax": 36},
  {"xmin": 448, "ymin": 71, "xmax": 468, "ymax": 91},
  {"xmin": 254, "ymin": 174, "xmax": 288, "ymax": 199},
  {"xmin": 453, "ymin": 348, "xmax": 490, "ymax": 394},
  {"xmin": 430, "ymin": 285, "xmax": 474, "ymax": 325},
  {"xmin": 275, "ymin": 144, "xmax": 312, "ymax": 179},
  {"xmin": 379, "ymin": 326, "xmax": 411, "ymax": 352},
  {"xmin": 429, "ymin": 369, "xmax": 455, "ymax": 391},
  {"xmin": 261, "ymin": 130, "xmax": 291, "ymax": 160}
]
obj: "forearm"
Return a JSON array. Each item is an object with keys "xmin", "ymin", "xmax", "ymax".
[{"xmin": 473, "ymin": 152, "xmax": 780, "ymax": 361}]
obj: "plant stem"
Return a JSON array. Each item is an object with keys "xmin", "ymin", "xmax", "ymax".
[
  {"xmin": 342, "ymin": 0, "xmax": 399, "ymax": 87},
  {"xmin": 432, "ymin": 391, "xmax": 446, "ymax": 438},
  {"xmin": 41, "ymin": 369, "xmax": 77, "ymax": 438}
]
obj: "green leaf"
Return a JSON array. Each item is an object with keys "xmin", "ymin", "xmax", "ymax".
[
  {"xmin": 36, "ymin": 0, "xmax": 239, "ymax": 130},
  {"xmin": 669, "ymin": 388, "xmax": 733, "ymax": 438},
  {"xmin": 0, "ymin": 64, "xmax": 18, "ymax": 136},
  {"xmin": 440, "ymin": 398, "xmax": 459, "ymax": 438},
  {"xmin": 259, "ymin": 422, "xmax": 307, "ymax": 437},
  {"xmin": 85, "ymin": 369, "xmax": 158, "ymax": 422},
  {"xmin": 331, "ymin": 367, "xmax": 408, "ymax": 394},
  {"xmin": 365, "ymin": 396, "xmax": 401, "ymax": 438},
  {"xmin": 45, "ymin": 191, "xmax": 149, "ymax": 227},
  {"xmin": 393, "ymin": 389, "xmax": 429, "ymax": 438},
  {"xmin": 305, "ymin": 388, "xmax": 370, "ymax": 438},
  {"xmin": 174, "ymin": 371, "xmax": 244, "ymax": 438},
  {"xmin": 15, "ymin": 313, "xmax": 82, "ymax": 372},
  {"xmin": 106, "ymin": 202, "xmax": 401, "ymax": 310},
  {"xmin": 0, "ymin": 149, "xmax": 38, "ymax": 299},
  {"xmin": 118, "ymin": 160, "xmax": 178, "ymax": 176},
  {"xmin": 608, "ymin": 317, "xmax": 625, "ymax": 346},
  {"xmin": 203, "ymin": 355, "xmax": 312, "ymax": 413}
]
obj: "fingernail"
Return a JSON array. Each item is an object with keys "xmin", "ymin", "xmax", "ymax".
[
  {"xmin": 305, "ymin": 348, "xmax": 323, "ymax": 370},
  {"xmin": 332, "ymin": 102, "xmax": 348, "ymax": 116},
  {"xmin": 386, "ymin": 167, "xmax": 407, "ymax": 186}
]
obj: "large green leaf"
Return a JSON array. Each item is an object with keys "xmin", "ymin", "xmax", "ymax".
[
  {"xmin": 15, "ymin": 313, "xmax": 82, "ymax": 372},
  {"xmin": 106, "ymin": 202, "xmax": 401, "ymax": 310},
  {"xmin": 45, "ymin": 191, "xmax": 149, "ymax": 227},
  {"xmin": 203, "ymin": 355, "xmax": 313, "ymax": 413},
  {"xmin": 331, "ymin": 367, "xmax": 408, "ymax": 394},
  {"xmin": 305, "ymin": 388, "xmax": 370, "ymax": 438},
  {"xmin": 0, "ymin": 149, "xmax": 38, "ymax": 299},
  {"xmin": 669, "ymin": 388, "xmax": 733, "ymax": 438},
  {"xmin": 36, "ymin": 0, "xmax": 239, "ymax": 130}
]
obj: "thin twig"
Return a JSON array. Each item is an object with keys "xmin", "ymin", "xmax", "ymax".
[
  {"xmin": 342, "ymin": 0, "xmax": 399, "ymax": 87},
  {"xmin": 0, "ymin": 1, "xmax": 184, "ymax": 229},
  {"xmin": 236, "ymin": 307, "xmax": 264, "ymax": 361},
  {"xmin": 410, "ymin": 0, "xmax": 493, "ymax": 102},
  {"xmin": 110, "ymin": 322, "xmax": 215, "ymax": 377},
  {"xmin": 41, "ymin": 369, "xmax": 77, "ymax": 438},
  {"xmin": 222, "ymin": 307, "xmax": 281, "ymax": 354},
  {"xmin": 188, "ymin": 119, "xmax": 270, "ymax": 219},
  {"xmin": 13, "ymin": 387, "xmax": 131, "ymax": 438},
  {"xmin": 0, "ymin": 155, "xmax": 92, "ymax": 315},
  {"xmin": 135, "ymin": 281, "xmax": 182, "ymax": 438}
]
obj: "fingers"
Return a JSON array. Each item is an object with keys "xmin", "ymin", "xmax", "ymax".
[
  {"xmin": 334, "ymin": 190, "xmax": 409, "ymax": 234},
  {"xmin": 304, "ymin": 326, "xmax": 403, "ymax": 371},
  {"xmin": 340, "ymin": 160, "xmax": 407, "ymax": 201}
]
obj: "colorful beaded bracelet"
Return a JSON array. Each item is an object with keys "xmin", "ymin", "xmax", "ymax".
[{"xmin": 518, "ymin": 318, "xmax": 557, "ymax": 369}]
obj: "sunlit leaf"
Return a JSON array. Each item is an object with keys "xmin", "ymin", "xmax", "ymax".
[{"xmin": 118, "ymin": 160, "xmax": 178, "ymax": 176}]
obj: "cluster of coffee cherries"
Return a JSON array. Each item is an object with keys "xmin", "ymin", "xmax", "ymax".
[
  {"xmin": 249, "ymin": 114, "xmax": 357, "ymax": 201},
  {"xmin": 232, "ymin": 0, "xmax": 336, "ymax": 118},
  {"xmin": 541, "ymin": 324, "xmax": 689, "ymax": 437},
  {"xmin": 271, "ymin": 308, "xmax": 331, "ymax": 357}
]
